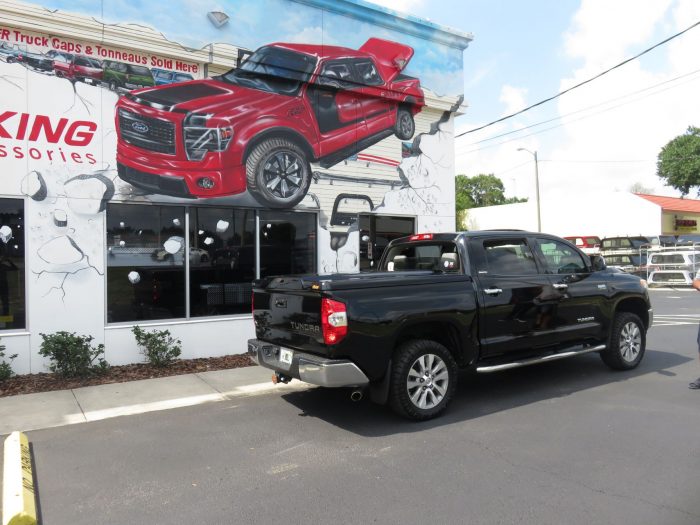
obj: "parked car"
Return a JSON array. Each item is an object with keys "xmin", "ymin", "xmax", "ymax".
[
  {"xmin": 19, "ymin": 50, "xmax": 53, "ymax": 71},
  {"xmin": 151, "ymin": 68, "xmax": 195, "ymax": 85},
  {"xmin": 249, "ymin": 230, "xmax": 652, "ymax": 420},
  {"xmin": 600, "ymin": 236, "xmax": 651, "ymax": 254},
  {"xmin": 115, "ymin": 37, "xmax": 425, "ymax": 208},
  {"xmin": 53, "ymin": 54, "xmax": 103, "ymax": 84},
  {"xmin": 563, "ymin": 235, "xmax": 601, "ymax": 255},
  {"xmin": 645, "ymin": 234, "xmax": 678, "ymax": 247},
  {"xmin": 677, "ymin": 233, "xmax": 700, "ymax": 246},
  {"xmin": 103, "ymin": 60, "xmax": 155, "ymax": 91},
  {"xmin": 0, "ymin": 42, "xmax": 21, "ymax": 62}
]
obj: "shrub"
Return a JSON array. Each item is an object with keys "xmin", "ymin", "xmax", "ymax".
[
  {"xmin": 0, "ymin": 340, "xmax": 18, "ymax": 381},
  {"xmin": 132, "ymin": 326, "xmax": 182, "ymax": 368},
  {"xmin": 39, "ymin": 332, "xmax": 109, "ymax": 378}
]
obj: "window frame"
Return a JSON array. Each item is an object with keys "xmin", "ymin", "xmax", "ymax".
[{"xmin": 0, "ymin": 197, "xmax": 27, "ymax": 333}]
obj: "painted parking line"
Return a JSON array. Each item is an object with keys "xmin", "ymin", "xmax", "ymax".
[{"xmin": 653, "ymin": 314, "xmax": 700, "ymax": 327}]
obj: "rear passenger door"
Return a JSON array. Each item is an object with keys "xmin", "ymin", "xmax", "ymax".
[
  {"xmin": 471, "ymin": 236, "xmax": 558, "ymax": 358},
  {"xmin": 532, "ymin": 238, "xmax": 607, "ymax": 344}
]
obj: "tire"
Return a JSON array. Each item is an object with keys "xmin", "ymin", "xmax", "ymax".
[
  {"xmin": 600, "ymin": 312, "xmax": 646, "ymax": 370},
  {"xmin": 245, "ymin": 138, "xmax": 311, "ymax": 208},
  {"xmin": 394, "ymin": 106, "xmax": 415, "ymax": 140},
  {"xmin": 389, "ymin": 339, "xmax": 457, "ymax": 420}
]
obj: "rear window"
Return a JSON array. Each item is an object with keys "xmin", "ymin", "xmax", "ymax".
[
  {"xmin": 382, "ymin": 242, "xmax": 460, "ymax": 272},
  {"xmin": 128, "ymin": 65, "xmax": 151, "ymax": 76}
]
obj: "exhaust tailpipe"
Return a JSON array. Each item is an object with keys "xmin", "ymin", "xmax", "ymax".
[
  {"xmin": 272, "ymin": 372, "xmax": 291, "ymax": 385},
  {"xmin": 350, "ymin": 389, "xmax": 363, "ymax": 402}
]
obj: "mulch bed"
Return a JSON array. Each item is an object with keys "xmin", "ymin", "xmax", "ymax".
[{"xmin": 0, "ymin": 354, "xmax": 254, "ymax": 398}]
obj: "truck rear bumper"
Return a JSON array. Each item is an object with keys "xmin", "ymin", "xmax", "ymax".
[{"xmin": 247, "ymin": 339, "xmax": 369, "ymax": 388}]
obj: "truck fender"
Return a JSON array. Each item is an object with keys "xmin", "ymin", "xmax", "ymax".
[{"xmin": 369, "ymin": 359, "xmax": 392, "ymax": 405}]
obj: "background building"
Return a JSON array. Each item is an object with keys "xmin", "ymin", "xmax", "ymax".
[{"xmin": 0, "ymin": 0, "xmax": 471, "ymax": 373}]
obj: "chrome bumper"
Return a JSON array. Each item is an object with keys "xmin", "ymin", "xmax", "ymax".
[{"xmin": 247, "ymin": 339, "xmax": 369, "ymax": 388}]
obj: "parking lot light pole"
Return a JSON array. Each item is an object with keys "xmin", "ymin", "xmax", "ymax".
[{"xmin": 517, "ymin": 148, "xmax": 541, "ymax": 232}]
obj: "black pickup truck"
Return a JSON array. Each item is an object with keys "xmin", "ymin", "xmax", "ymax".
[{"xmin": 248, "ymin": 231, "xmax": 653, "ymax": 420}]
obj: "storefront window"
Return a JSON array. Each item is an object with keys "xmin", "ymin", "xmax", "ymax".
[
  {"xmin": 106, "ymin": 205, "xmax": 316, "ymax": 323},
  {"xmin": 259, "ymin": 211, "xmax": 316, "ymax": 277},
  {"xmin": 189, "ymin": 207, "xmax": 256, "ymax": 316},
  {"xmin": 107, "ymin": 204, "xmax": 186, "ymax": 322},
  {"xmin": 0, "ymin": 199, "xmax": 25, "ymax": 330}
]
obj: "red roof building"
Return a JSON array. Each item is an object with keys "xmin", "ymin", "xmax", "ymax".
[{"xmin": 635, "ymin": 193, "xmax": 700, "ymax": 235}]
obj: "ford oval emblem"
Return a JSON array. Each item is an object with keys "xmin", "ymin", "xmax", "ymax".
[{"xmin": 131, "ymin": 121, "xmax": 149, "ymax": 133}]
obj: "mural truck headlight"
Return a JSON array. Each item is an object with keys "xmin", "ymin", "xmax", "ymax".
[{"xmin": 183, "ymin": 113, "xmax": 233, "ymax": 163}]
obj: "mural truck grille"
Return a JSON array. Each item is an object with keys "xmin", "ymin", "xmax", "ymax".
[{"xmin": 118, "ymin": 109, "xmax": 176, "ymax": 155}]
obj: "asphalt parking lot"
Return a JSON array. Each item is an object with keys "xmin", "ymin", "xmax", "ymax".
[{"xmin": 6, "ymin": 288, "xmax": 700, "ymax": 525}]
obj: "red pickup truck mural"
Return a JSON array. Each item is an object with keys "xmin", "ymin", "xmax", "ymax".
[{"xmin": 115, "ymin": 37, "xmax": 424, "ymax": 208}]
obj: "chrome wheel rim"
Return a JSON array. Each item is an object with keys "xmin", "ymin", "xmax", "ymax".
[
  {"xmin": 262, "ymin": 151, "xmax": 304, "ymax": 199},
  {"xmin": 619, "ymin": 321, "xmax": 642, "ymax": 362},
  {"xmin": 406, "ymin": 353, "xmax": 449, "ymax": 410}
]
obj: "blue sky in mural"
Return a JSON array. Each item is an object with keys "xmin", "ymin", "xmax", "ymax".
[{"xmin": 39, "ymin": 0, "xmax": 465, "ymax": 96}]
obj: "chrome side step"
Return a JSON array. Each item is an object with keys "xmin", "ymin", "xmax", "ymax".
[{"xmin": 476, "ymin": 344, "xmax": 606, "ymax": 373}]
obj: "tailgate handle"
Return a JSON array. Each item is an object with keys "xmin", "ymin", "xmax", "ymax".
[
  {"xmin": 484, "ymin": 288, "xmax": 502, "ymax": 296},
  {"xmin": 275, "ymin": 298, "xmax": 287, "ymax": 308}
]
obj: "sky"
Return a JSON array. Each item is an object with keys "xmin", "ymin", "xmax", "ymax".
[{"xmin": 370, "ymin": 0, "xmax": 700, "ymax": 202}]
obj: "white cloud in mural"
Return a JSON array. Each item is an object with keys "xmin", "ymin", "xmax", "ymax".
[
  {"xmin": 203, "ymin": 237, "xmax": 214, "ymax": 245},
  {"xmin": 127, "ymin": 271, "xmax": 141, "ymax": 284},
  {"xmin": 163, "ymin": 236, "xmax": 184, "ymax": 254},
  {"xmin": 216, "ymin": 220, "xmax": 229, "ymax": 233},
  {"xmin": 0, "ymin": 226, "xmax": 13, "ymax": 244}
]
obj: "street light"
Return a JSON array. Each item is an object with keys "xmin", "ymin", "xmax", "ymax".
[{"xmin": 517, "ymin": 148, "xmax": 541, "ymax": 232}]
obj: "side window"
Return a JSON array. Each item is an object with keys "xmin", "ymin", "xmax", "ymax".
[
  {"xmin": 354, "ymin": 60, "xmax": 382, "ymax": 86},
  {"xmin": 536, "ymin": 239, "xmax": 588, "ymax": 274},
  {"xmin": 317, "ymin": 61, "xmax": 355, "ymax": 89},
  {"xmin": 483, "ymin": 239, "xmax": 538, "ymax": 275}
]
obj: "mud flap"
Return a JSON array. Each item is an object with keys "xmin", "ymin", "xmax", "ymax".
[{"xmin": 369, "ymin": 360, "xmax": 392, "ymax": 405}]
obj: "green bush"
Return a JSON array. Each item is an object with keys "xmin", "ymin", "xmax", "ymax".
[
  {"xmin": 38, "ymin": 332, "xmax": 109, "ymax": 378},
  {"xmin": 132, "ymin": 326, "xmax": 182, "ymax": 368},
  {"xmin": 0, "ymin": 340, "xmax": 18, "ymax": 381}
]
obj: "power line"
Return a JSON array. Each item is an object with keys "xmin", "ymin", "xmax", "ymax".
[{"xmin": 456, "ymin": 19, "xmax": 700, "ymax": 138}]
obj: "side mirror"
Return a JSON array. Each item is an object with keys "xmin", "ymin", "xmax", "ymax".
[{"xmin": 590, "ymin": 255, "xmax": 606, "ymax": 272}]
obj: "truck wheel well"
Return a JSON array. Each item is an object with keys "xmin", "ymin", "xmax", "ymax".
[
  {"xmin": 244, "ymin": 129, "xmax": 314, "ymax": 165},
  {"xmin": 615, "ymin": 298, "xmax": 650, "ymax": 329},
  {"xmin": 394, "ymin": 322, "xmax": 463, "ymax": 366}
]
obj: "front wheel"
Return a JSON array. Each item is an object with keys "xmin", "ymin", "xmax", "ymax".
[
  {"xmin": 246, "ymin": 138, "xmax": 311, "ymax": 208},
  {"xmin": 600, "ymin": 312, "xmax": 646, "ymax": 370},
  {"xmin": 389, "ymin": 339, "xmax": 457, "ymax": 420},
  {"xmin": 394, "ymin": 107, "xmax": 415, "ymax": 140}
]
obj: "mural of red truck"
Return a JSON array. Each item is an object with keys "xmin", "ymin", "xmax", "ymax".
[{"xmin": 115, "ymin": 37, "xmax": 424, "ymax": 208}]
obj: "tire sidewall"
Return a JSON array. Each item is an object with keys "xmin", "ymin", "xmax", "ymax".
[
  {"xmin": 390, "ymin": 339, "xmax": 457, "ymax": 420},
  {"xmin": 246, "ymin": 139, "xmax": 311, "ymax": 208},
  {"xmin": 395, "ymin": 108, "xmax": 415, "ymax": 140},
  {"xmin": 603, "ymin": 312, "xmax": 646, "ymax": 370}
]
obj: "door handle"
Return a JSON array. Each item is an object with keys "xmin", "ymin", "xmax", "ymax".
[
  {"xmin": 484, "ymin": 288, "xmax": 503, "ymax": 296},
  {"xmin": 552, "ymin": 283, "xmax": 568, "ymax": 290}
]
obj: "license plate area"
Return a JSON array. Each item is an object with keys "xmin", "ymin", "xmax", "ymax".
[{"xmin": 279, "ymin": 347, "xmax": 293, "ymax": 368}]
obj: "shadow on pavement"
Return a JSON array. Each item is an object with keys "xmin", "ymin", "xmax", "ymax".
[{"xmin": 280, "ymin": 347, "xmax": 691, "ymax": 437}]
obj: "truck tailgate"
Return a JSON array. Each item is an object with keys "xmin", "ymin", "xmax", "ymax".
[{"xmin": 252, "ymin": 277, "xmax": 326, "ymax": 355}]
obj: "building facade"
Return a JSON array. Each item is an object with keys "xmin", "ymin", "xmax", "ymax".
[{"xmin": 0, "ymin": 0, "xmax": 471, "ymax": 373}]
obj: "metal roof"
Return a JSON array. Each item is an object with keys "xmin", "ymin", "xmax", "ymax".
[{"xmin": 635, "ymin": 193, "xmax": 700, "ymax": 213}]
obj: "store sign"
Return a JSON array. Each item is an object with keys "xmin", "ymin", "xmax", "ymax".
[{"xmin": 675, "ymin": 218, "xmax": 698, "ymax": 229}]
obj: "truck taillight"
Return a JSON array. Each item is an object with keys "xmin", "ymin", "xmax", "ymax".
[
  {"xmin": 321, "ymin": 298, "xmax": 347, "ymax": 345},
  {"xmin": 409, "ymin": 233, "xmax": 433, "ymax": 241}
]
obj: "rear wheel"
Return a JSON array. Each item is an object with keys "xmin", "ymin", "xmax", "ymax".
[
  {"xmin": 600, "ymin": 312, "xmax": 645, "ymax": 370},
  {"xmin": 389, "ymin": 339, "xmax": 457, "ymax": 420},
  {"xmin": 394, "ymin": 107, "xmax": 415, "ymax": 140}
]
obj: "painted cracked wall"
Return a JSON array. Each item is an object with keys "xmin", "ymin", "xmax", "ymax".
[{"xmin": 0, "ymin": 0, "xmax": 465, "ymax": 371}]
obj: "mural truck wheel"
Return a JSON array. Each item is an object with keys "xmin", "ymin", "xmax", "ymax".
[
  {"xmin": 395, "ymin": 106, "xmax": 415, "ymax": 140},
  {"xmin": 246, "ymin": 138, "xmax": 311, "ymax": 209}
]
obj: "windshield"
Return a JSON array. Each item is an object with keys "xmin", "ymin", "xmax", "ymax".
[{"xmin": 220, "ymin": 46, "xmax": 317, "ymax": 96}]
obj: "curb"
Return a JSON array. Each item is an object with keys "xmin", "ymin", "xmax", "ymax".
[{"xmin": 2, "ymin": 431, "xmax": 37, "ymax": 525}]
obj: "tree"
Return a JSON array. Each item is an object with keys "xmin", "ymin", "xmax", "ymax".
[
  {"xmin": 455, "ymin": 174, "xmax": 527, "ymax": 229},
  {"xmin": 656, "ymin": 126, "xmax": 700, "ymax": 196}
]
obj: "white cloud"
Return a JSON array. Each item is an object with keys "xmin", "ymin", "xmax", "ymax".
[
  {"xmin": 499, "ymin": 85, "xmax": 528, "ymax": 115},
  {"xmin": 366, "ymin": 0, "xmax": 425, "ymax": 16}
]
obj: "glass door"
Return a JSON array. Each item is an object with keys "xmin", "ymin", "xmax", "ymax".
[{"xmin": 359, "ymin": 214, "xmax": 415, "ymax": 271}]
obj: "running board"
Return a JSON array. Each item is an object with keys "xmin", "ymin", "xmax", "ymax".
[{"xmin": 476, "ymin": 344, "xmax": 606, "ymax": 373}]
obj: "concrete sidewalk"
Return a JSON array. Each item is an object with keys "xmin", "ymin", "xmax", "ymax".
[{"xmin": 0, "ymin": 366, "xmax": 309, "ymax": 436}]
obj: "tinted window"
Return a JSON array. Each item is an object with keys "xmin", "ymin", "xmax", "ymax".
[
  {"xmin": 0, "ymin": 199, "xmax": 25, "ymax": 330},
  {"xmin": 107, "ymin": 204, "xmax": 186, "ymax": 322},
  {"xmin": 128, "ymin": 65, "xmax": 151, "ymax": 76},
  {"xmin": 175, "ymin": 74, "xmax": 192, "ymax": 81},
  {"xmin": 536, "ymin": 239, "xmax": 587, "ymax": 274},
  {"xmin": 259, "ymin": 211, "xmax": 316, "ymax": 277},
  {"xmin": 74, "ymin": 56, "xmax": 90, "ymax": 67},
  {"xmin": 483, "ymin": 239, "xmax": 538, "ymax": 275},
  {"xmin": 189, "ymin": 207, "xmax": 256, "ymax": 317},
  {"xmin": 382, "ymin": 242, "xmax": 459, "ymax": 272},
  {"xmin": 354, "ymin": 60, "xmax": 382, "ymax": 85},
  {"xmin": 318, "ymin": 61, "xmax": 355, "ymax": 89}
]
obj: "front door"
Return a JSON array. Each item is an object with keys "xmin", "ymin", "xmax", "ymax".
[{"xmin": 359, "ymin": 214, "xmax": 415, "ymax": 270}]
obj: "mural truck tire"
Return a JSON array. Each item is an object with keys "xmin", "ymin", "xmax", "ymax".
[
  {"xmin": 394, "ymin": 106, "xmax": 416, "ymax": 140},
  {"xmin": 246, "ymin": 138, "xmax": 312, "ymax": 209}
]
